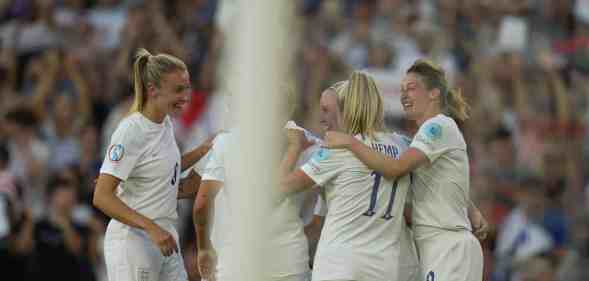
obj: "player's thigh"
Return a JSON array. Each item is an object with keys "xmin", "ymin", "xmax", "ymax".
[
  {"xmin": 104, "ymin": 228, "xmax": 164, "ymax": 281},
  {"xmin": 418, "ymin": 232, "xmax": 483, "ymax": 281}
]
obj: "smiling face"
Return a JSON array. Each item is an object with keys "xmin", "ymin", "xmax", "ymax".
[
  {"xmin": 148, "ymin": 69, "xmax": 191, "ymax": 117},
  {"xmin": 319, "ymin": 89, "xmax": 343, "ymax": 134},
  {"xmin": 400, "ymin": 72, "xmax": 438, "ymax": 121}
]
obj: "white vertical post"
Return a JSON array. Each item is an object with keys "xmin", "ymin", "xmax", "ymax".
[{"xmin": 222, "ymin": 0, "xmax": 294, "ymax": 280}]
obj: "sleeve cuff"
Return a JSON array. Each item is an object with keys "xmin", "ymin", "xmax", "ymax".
[
  {"xmin": 410, "ymin": 141, "xmax": 434, "ymax": 163},
  {"xmin": 99, "ymin": 170, "xmax": 127, "ymax": 182},
  {"xmin": 300, "ymin": 163, "xmax": 322, "ymax": 187},
  {"xmin": 201, "ymin": 167, "xmax": 225, "ymax": 182}
]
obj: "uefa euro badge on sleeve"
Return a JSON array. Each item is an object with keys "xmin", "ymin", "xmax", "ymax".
[
  {"xmin": 312, "ymin": 148, "xmax": 331, "ymax": 162},
  {"xmin": 424, "ymin": 123, "xmax": 442, "ymax": 140},
  {"xmin": 108, "ymin": 144, "xmax": 125, "ymax": 162}
]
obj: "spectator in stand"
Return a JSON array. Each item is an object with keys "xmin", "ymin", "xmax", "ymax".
[
  {"xmin": 556, "ymin": 213, "xmax": 589, "ymax": 281},
  {"xmin": 494, "ymin": 176, "xmax": 555, "ymax": 281},
  {"xmin": 28, "ymin": 176, "xmax": 97, "ymax": 281},
  {"xmin": 3, "ymin": 106, "xmax": 49, "ymax": 219}
]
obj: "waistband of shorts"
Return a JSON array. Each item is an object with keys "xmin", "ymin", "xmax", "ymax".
[
  {"xmin": 413, "ymin": 224, "xmax": 472, "ymax": 240},
  {"xmin": 107, "ymin": 217, "xmax": 178, "ymax": 232},
  {"xmin": 414, "ymin": 224, "xmax": 471, "ymax": 232}
]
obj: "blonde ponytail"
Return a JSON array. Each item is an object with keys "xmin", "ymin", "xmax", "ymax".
[
  {"xmin": 129, "ymin": 48, "xmax": 152, "ymax": 113},
  {"xmin": 128, "ymin": 48, "xmax": 187, "ymax": 114},
  {"xmin": 336, "ymin": 71, "xmax": 384, "ymax": 138},
  {"xmin": 446, "ymin": 88, "xmax": 469, "ymax": 122}
]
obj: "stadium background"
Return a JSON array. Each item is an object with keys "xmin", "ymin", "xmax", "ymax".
[{"xmin": 1, "ymin": 0, "xmax": 589, "ymax": 280}]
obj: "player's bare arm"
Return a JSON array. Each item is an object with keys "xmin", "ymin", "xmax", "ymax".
[
  {"xmin": 279, "ymin": 128, "xmax": 315, "ymax": 194},
  {"xmin": 324, "ymin": 131, "xmax": 428, "ymax": 179},
  {"xmin": 193, "ymin": 180, "xmax": 221, "ymax": 230},
  {"xmin": 468, "ymin": 200, "xmax": 489, "ymax": 241},
  {"xmin": 181, "ymin": 134, "xmax": 218, "ymax": 172},
  {"xmin": 177, "ymin": 169, "xmax": 202, "ymax": 199},
  {"xmin": 193, "ymin": 180, "xmax": 221, "ymax": 279},
  {"xmin": 93, "ymin": 173, "xmax": 178, "ymax": 256}
]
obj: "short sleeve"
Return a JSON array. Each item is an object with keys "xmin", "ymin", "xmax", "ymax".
[
  {"xmin": 300, "ymin": 148, "xmax": 343, "ymax": 187},
  {"xmin": 99, "ymin": 122, "xmax": 143, "ymax": 181},
  {"xmin": 201, "ymin": 135, "xmax": 226, "ymax": 182},
  {"xmin": 410, "ymin": 118, "xmax": 455, "ymax": 163}
]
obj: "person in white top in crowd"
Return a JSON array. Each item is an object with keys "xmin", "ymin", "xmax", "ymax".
[
  {"xmin": 281, "ymin": 71, "xmax": 418, "ymax": 281},
  {"xmin": 93, "ymin": 48, "xmax": 212, "ymax": 281},
  {"xmin": 324, "ymin": 59, "xmax": 487, "ymax": 281}
]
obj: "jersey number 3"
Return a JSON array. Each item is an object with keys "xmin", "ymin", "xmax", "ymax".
[{"xmin": 363, "ymin": 171, "xmax": 397, "ymax": 220}]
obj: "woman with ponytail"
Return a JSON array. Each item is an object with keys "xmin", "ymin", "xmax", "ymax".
[
  {"xmin": 93, "ymin": 48, "xmax": 209, "ymax": 281},
  {"xmin": 281, "ymin": 71, "xmax": 418, "ymax": 281},
  {"xmin": 324, "ymin": 59, "xmax": 485, "ymax": 281}
]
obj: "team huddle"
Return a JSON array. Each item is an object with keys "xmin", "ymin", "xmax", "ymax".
[{"xmin": 93, "ymin": 49, "xmax": 487, "ymax": 281}]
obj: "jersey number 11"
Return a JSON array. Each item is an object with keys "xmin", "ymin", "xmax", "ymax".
[{"xmin": 363, "ymin": 171, "xmax": 397, "ymax": 220}]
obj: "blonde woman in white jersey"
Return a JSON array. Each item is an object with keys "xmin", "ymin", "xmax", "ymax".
[
  {"xmin": 281, "ymin": 71, "xmax": 417, "ymax": 281},
  {"xmin": 292, "ymin": 82, "xmax": 418, "ymax": 281},
  {"xmin": 324, "ymin": 59, "xmax": 486, "ymax": 281},
  {"xmin": 93, "ymin": 48, "xmax": 212, "ymax": 281},
  {"xmin": 281, "ymin": 81, "xmax": 352, "ymax": 281}
]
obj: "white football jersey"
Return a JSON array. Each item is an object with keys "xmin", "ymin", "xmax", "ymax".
[
  {"xmin": 301, "ymin": 132, "xmax": 411, "ymax": 281},
  {"xmin": 100, "ymin": 112, "xmax": 181, "ymax": 223},
  {"xmin": 267, "ymin": 143, "xmax": 322, "ymax": 278},
  {"xmin": 409, "ymin": 114, "xmax": 472, "ymax": 232}
]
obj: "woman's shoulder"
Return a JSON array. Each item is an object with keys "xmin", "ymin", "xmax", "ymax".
[
  {"xmin": 420, "ymin": 114, "xmax": 462, "ymax": 139},
  {"xmin": 111, "ymin": 113, "xmax": 145, "ymax": 138}
]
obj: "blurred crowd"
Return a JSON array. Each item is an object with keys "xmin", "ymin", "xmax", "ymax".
[{"xmin": 1, "ymin": 0, "xmax": 589, "ymax": 281}]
